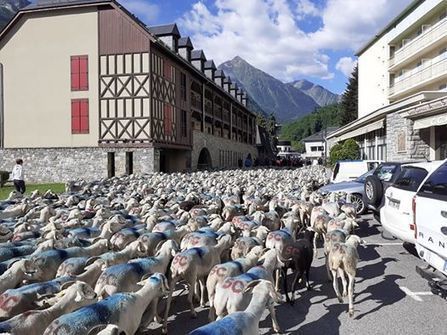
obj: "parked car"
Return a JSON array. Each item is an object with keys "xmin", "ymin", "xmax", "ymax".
[
  {"xmin": 364, "ymin": 161, "xmax": 424, "ymax": 222},
  {"xmin": 331, "ymin": 160, "xmax": 380, "ymax": 183},
  {"xmin": 318, "ymin": 169, "xmax": 375, "ymax": 214},
  {"xmin": 380, "ymin": 161, "xmax": 444, "ymax": 244},
  {"xmin": 414, "ymin": 160, "xmax": 447, "ymax": 298}
]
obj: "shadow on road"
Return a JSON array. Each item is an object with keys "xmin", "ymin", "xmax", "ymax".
[{"xmin": 354, "ymin": 274, "xmax": 405, "ymax": 320}]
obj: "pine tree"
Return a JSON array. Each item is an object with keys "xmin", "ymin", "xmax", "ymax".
[{"xmin": 340, "ymin": 66, "xmax": 358, "ymax": 125}]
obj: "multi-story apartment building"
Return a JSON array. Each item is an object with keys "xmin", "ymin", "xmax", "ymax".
[
  {"xmin": 329, "ymin": 0, "xmax": 447, "ymax": 162},
  {"xmin": 0, "ymin": 0, "xmax": 258, "ymax": 182}
]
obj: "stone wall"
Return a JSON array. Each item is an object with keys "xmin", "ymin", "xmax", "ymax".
[
  {"xmin": 0, "ymin": 147, "xmax": 155, "ymax": 183},
  {"xmin": 192, "ymin": 130, "xmax": 258, "ymax": 169},
  {"xmin": 386, "ymin": 112, "xmax": 430, "ymax": 161}
]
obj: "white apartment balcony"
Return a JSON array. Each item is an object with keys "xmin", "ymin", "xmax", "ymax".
[
  {"xmin": 389, "ymin": 52, "xmax": 447, "ymax": 99},
  {"xmin": 389, "ymin": 17, "xmax": 447, "ymax": 69}
]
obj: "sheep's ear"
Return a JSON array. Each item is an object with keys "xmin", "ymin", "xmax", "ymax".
[
  {"xmin": 154, "ymin": 240, "xmax": 166, "ymax": 253},
  {"xmin": 137, "ymin": 241, "xmax": 147, "ymax": 254},
  {"xmin": 87, "ymin": 324, "xmax": 107, "ymax": 335},
  {"xmin": 7, "ymin": 259, "xmax": 21, "ymax": 269},
  {"xmin": 85, "ymin": 256, "xmax": 101, "ymax": 268},
  {"xmin": 244, "ymin": 280, "xmax": 261, "ymax": 294},
  {"xmin": 60, "ymin": 281, "xmax": 76, "ymax": 291},
  {"xmin": 74, "ymin": 290, "xmax": 83, "ymax": 302}
]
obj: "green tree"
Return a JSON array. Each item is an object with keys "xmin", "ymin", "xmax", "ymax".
[
  {"xmin": 329, "ymin": 139, "xmax": 360, "ymax": 165},
  {"xmin": 340, "ymin": 66, "xmax": 358, "ymax": 125}
]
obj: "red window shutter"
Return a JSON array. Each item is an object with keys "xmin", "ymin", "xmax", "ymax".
[
  {"xmin": 71, "ymin": 99, "xmax": 89, "ymax": 134},
  {"xmin": 71, "ymin": 55, "xmax": 88, "ymax": 91},
  {"xmin": 164, "ymin": 104, "xmax": 172, "ymax": 136},
  {"xmin": 164, "ymin": 62, "xmax": 171, "ymax": 81},
  {"xmin": 71, "ymin": 100, "xmax": 80, "ymax": 133},
  {"xmin": 71, "ymin": 57, "xmax": 80, "ymax": 91},
  {"xmin": 79, "ymin": 56, "xmax": 88, "ymax": 90},
  {"xmin": 80, "ymin": 100, "xmax": 89, "ymax": 133}
]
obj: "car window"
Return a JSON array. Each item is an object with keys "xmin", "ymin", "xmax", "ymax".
[
  {"xmin": 368, "ymin": 162, "xmax": 379, "ymax": 170},
  {"xmin": 419, "ymin": 163, "xmax": 447, "ymax": 198},
  {"xmin": 375, "ymin": 164, "xmax": 397, "ymax": 182},
  {"xmin": 393, "ymin": 167, "xmax": 428, "ymax": 192},
  {"xmin": 333, "ymin": 163, "xmax": 340, "ymax": 179},
  {"xmin": 355, "ymin": 168, "xmax": 375, "ymax": 183}
]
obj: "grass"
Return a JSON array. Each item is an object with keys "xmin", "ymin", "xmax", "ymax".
[{"xmin": 0, "ymin": 183, "xmax": 65, "ymax": 200}]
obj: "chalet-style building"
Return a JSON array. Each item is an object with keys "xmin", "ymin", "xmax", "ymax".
[{"xmin": 0, "ymin": 0, "xmax": 258, "ymax": 182}]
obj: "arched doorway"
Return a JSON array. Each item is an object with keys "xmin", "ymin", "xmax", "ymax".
[{"xmin": 197, "ymin": 148, "xmax": 212, "ymax": 170}]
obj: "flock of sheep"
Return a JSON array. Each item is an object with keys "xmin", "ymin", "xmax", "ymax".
[{"xmin": 0, "ymin": 166, "xmax": 365, "ymax": 335}]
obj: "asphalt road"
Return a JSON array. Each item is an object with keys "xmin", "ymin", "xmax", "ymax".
[{"xmin": 147, "ymin": 214, "xmax": 446, "ymax": 335}]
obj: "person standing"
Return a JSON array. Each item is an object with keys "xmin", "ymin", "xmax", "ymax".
[{"xmin": 12, "ymin": 159, "xmax": 25, "ymax": 194}]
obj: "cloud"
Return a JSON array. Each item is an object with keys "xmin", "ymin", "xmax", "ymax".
[
  {"xmin": 177, "ymin": 0, "xmax": 413, "ymax": 83},
  {"xmin": 120, "ymin": 0, "xmax": 160, "ymax": 24},
  {"xmin": 336, "ymin": 57, "xmax": 357, "ymax": 77},
  {"xmin": 295, "ymin": 0, "xmax": 321, "ymax": 19}
]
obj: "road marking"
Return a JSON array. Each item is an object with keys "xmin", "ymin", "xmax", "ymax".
[{"xmin": 400, "ymin": 286, "xmax": 433, "ymax": 301}]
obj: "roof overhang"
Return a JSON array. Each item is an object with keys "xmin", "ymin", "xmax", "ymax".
[{"xmin": 328, "ymin": 91, "xmax": 447, "ymax": 140}]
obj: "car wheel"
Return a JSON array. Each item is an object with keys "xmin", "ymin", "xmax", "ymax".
[
  {"xmin": 350, "ymin": 194, "xmax": 366, "ymax": 215},
  {"xmin": 364, "ymin": 175, "xmax": 383, "ymax": 206}
]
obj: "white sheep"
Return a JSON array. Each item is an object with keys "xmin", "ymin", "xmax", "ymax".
[{"xmin": 189, "ymin": 280, "xmax": 282, "ymax": 335}]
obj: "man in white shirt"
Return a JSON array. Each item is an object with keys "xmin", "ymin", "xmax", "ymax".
[{"xmin": 11, "ymin": 159, "xmax": 25, "ymax": 194}]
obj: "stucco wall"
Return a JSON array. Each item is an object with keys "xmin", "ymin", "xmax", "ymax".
[
  {"xmin": 0, "ymin": 147, "xmax": 155, "ymax": 183},
  {"xmin": 191, "ymin": 130, "xmax": 257, "ymax": 169},
  {"xmin": 0, "ymin": 8, "xmax": 99, "ymax": 148},
  {"xmin": 386, "ymin": 112, "xmax": 430, "ymax": 161},
  {"xmin": 358, "ymin": 34, "xmax": 390, "ymax": 119}
]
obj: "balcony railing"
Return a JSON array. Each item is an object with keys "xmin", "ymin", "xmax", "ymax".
[
  {"xmin": 389, "ymin": 54, "xmax": 447, "ymax": 96},
  {"xmin": 390, "ymin": 18, "xmax": 447, "ymax": 67}
]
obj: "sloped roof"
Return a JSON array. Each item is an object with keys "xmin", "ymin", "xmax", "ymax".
[
  {"xmin": 147, "ymin": 23, "xmax": 180, "ymax": 37},
  {"xmin": 191, "ymin": 49, "xmax": 206, "ymax": 61},
  {"xmin": 214, "ymin": 69, "xmax": 225, "ymax": 78},
  {"xmin": 302, "ymin": 127, "xmax": 339, "ymax": 142},
  {"xmin": 178, "ymin": 36, "xmax": 193, "ymax": 49},
  {"xmin": 204, "ymin": 60, "xmax": 216, "ymax": 70}
]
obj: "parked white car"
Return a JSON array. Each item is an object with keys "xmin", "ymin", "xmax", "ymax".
[
  {"xmin": 414, "ymin": 160, "xmax": 447, "ymax": 298},
  {"xmin": 380, "ymin": 161, "xmax": 444, "ymax": 244},
  {"xmin": 331, "ymin": 160, "xmax": 380, "ymax": 183}
]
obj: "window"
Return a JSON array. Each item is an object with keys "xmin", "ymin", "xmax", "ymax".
[
  {"xmin": 181, "ymin": 110, "xmax": 187, "ymax": 137},
  {"xmin": 180, "ymin": 73, "xmax": 187, "ymax": 101},
  {"xmin": 394, "ymin": 167, "xmax": 428, "ymax": 192},
  {"xmin": 374, "ymin": 164, "xmax": 397, "ymax": 182},
  {"xmin": 164, "ymin": 104, "xmax": 173, "ymax": 136},
  {"xmin": 71, "ymin": 55, "xmax": 88, "ymax": 91},
  {"xmin": 71, "ymin": 99, "xmax": 89, "ymax": 134},
  {"xmin": 419, "ymin": 163, "xmax": 447, "ymax": 199},
  {"xmin": 164, "ymin": 62, "xmax": 175, "ymax": 82}
]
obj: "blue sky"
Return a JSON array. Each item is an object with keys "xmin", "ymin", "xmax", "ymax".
[{"xmin": 120, "ymin": 0, "xmax": 414, "ymax": 94}]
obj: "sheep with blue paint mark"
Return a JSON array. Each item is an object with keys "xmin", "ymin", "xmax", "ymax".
[
  {"xmin": 189, "ymin": 279, "xmax": 282, "ymax": 335},
  {"xmin": 43, "ymin": 273, "xmax": 168, "ymax": 335},
  {"xmin": 94, "ymin": 240, "xmax": 178, "ymax": 298}
]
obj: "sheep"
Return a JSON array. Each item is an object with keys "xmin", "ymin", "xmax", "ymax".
[
  {"xmin": 190, "ymin": 280, "xmax": 282, "ymax": 335},
  {"xmin": 280, "ymin": 229, "xmax": 314, "ymax": 304},
  {"xmin": 94, "ymin": 240, "xmax": 178, "ymax": 298},
  {"xmin": 0, "ymin": 260, "xmax": 28, "ymax": 294},
  {"xmin": 43, "ymin": 273, "xmax": 168, "ymax": 335},
  {"xmin": 328, "ymin": 234, "xmax": 365, "ymax": 317},
  {"xmin": 230, "ymin": 226, "xmax": 269, "ymax": 260},
  {"xmin": 24, "ymin": 239, "xmax": 110, "ymax": 282},
  {"xmin": 0, "ymin": 226, "xmax": 13, "ymax": 243},
  {"xmin": 0, "ymin": 281, "xmax": 97, "ymax": 335},
  {"xmin": 0, "ymin": 276, "xmax": 74, "ymax": 320},
  {"xmin": 163, "ymin": 235, "xmax": 233, "ymax": 333},
  {"xmin": 213, "ymin": 249, "xmax": 284, "ymax": 327},
  {"xmin": 206, "ymin": 246, "xmax": 264, "ymax": 321}
]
